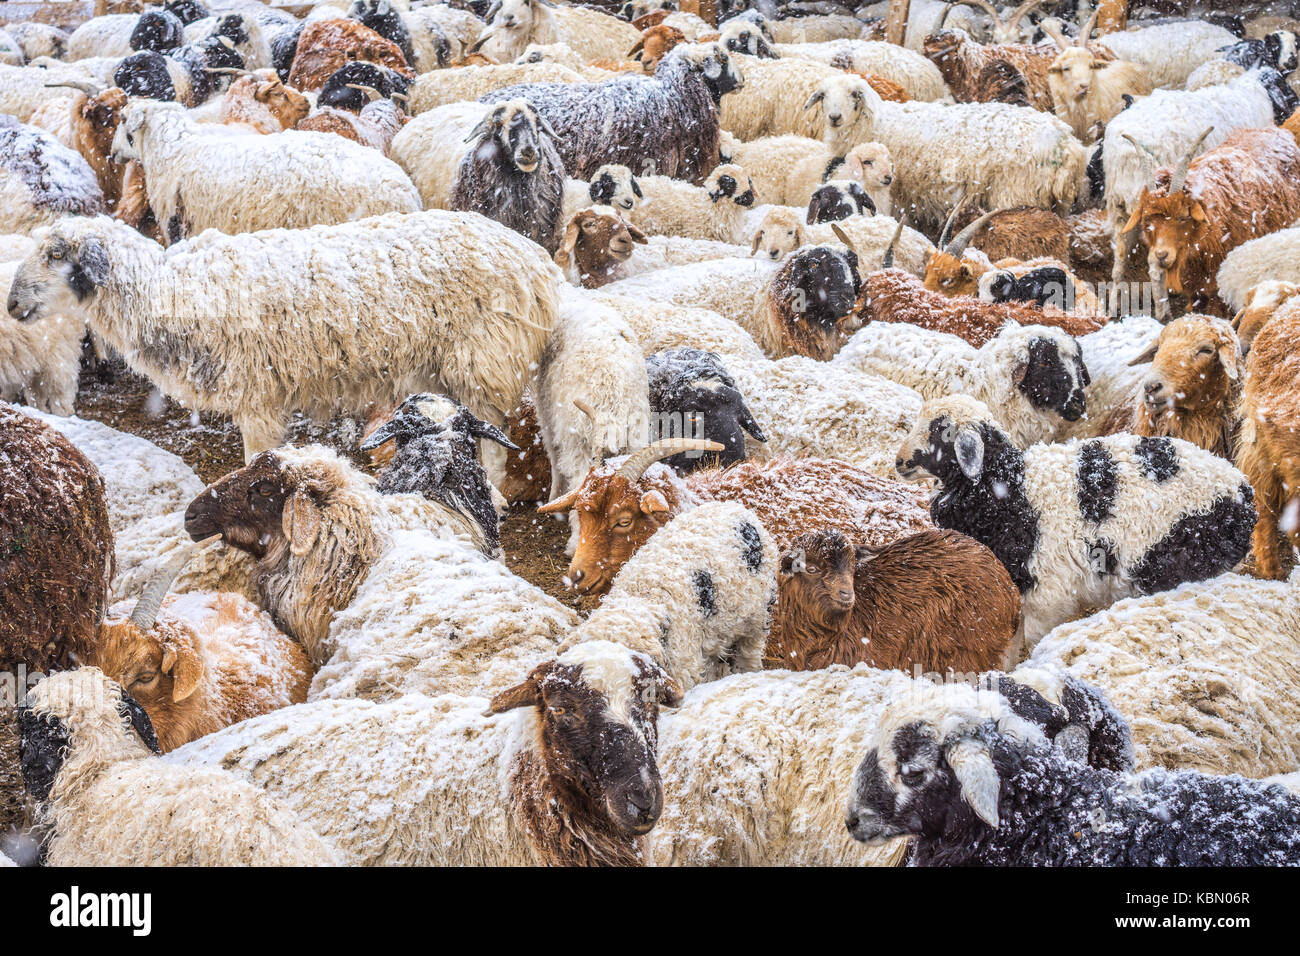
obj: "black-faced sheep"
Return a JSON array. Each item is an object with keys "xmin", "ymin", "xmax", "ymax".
[
  {"xmin": 645, "ymin": 347, "xmax": 766, "ymax": 472},
  {"xmin": 806, "ymin": 180, "xmax": 874, "ymax": 224}
]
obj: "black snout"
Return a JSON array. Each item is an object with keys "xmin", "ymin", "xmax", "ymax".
[
  {"xmin": 1061, "ymin": 390, "xmax": 1086, "ymax": 422},
  {"xmin": 183, "ymin": 497, "xmax": 221, "ymax": 541}
]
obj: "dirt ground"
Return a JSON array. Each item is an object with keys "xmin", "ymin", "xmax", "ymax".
[{"xmin": 1, "ymin": 359, "xmax": 595, "ymax": 847}]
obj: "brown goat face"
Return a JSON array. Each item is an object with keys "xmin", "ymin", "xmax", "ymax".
[
  {"xmin": 780, "ymin": 535, "xmax": 855, "ymax": 630},
  {"xmin": 1125, "ymin": 193, "xmax": 1208, "ymax": 294},
  {"xmin": 7, "ymin": 233, "xmax": 110, "ymax": 323},
  {"xmin": 924, "ymin": 252, "xmax": 980, "ymax": 298},
  {"xmin": 564, "ymin": 478, "xmax": 671, "ymax": 595},
  {"xmin": 183, "ymin": 453, "xmax": 292, "ymax": 559},
  {"xmin": 1142, "ymin": 331, "xmax": 1236, "ymax": 415}
]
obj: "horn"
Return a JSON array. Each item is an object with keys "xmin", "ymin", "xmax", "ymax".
[
  {"xmin": 949, "ymin": 0, "xmax": 1002, "ymax": 30},
  {"xmin": 830, "ymin": 222, "xmax": 856, "ymax": 253},
  {"xmin": 936, "ymin": 2, "xmax": 957, "ymax": 31},
  {"xmin": 937, "ymin": 187, "xmax": 967, "ymax": 250},
  {"xmin": 1037, "ymin": 18, "xmax": 1070, "ymax": 51},
  {"xmin": 573, "ymin": 398, "xmax": 597, "ymax": 423},
  {"xmin": 1006, "ymin": 0, "xmax": 1043, "ymax": 34},
  {"xmin": 1120, "ymin": 133, "xmax": 1159, "ymax": 190},
  {"xmin": 880, "ymin": 216, "xmax": 905, "ymax": 269},
  {"xmin": 1170, "ymin": 127, "xmax": 1212, "ymax": 194},
  {"xmin": 204, "ymin": 66, "xmax": 252, "ymax": 75},
  {"xmin": 43, "ymin": 80, "xmax": 103, "ymax": 96},
  {"xmin": 615, "ymin": 438, "xmax": 723, "ymax": 482},
  {"xmin": 1077, "ymin": 8, "xmax": 1098, "ymax": 43},
  {"xmin": 129, "ymin": 535, "xmax": 221, "ymax": 630},
  {"xmin": 945, "ymin": 207, "xmax": 1002, "ymax": 259},
  {"xmin": 345, "ymin": 83, "xmax": 382, "ymax": 101}
]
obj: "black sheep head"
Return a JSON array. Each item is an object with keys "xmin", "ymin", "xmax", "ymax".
[
  {"xmin": 164, "ymin": 0, "xmax": 211, "ymax": 25},
  {"xmin": 361, "ymin": 393, "xmax": 518, "ymax": 458},
  {"xmin": 1014, "ymin": 334, "xmax": 1090, "ymax": 422},
  {"xmin": 806, "ymin": 182, "xmax": 874, "ymax": 225},
  {"xmin": 318, "ymin": 61, "xmax": 410, "ymax": 111},
  {"xmin": 113, "ymin": 50, "xmax": 178, "ymax": 102},
  {"xmin": 783, "ymin": 245, "xmax": 860, "ymax": 331},
  {"xmin": 646, "ymin": 347, "xmax": 766, "ymax": 472},
  {"xmin": 129, "ymin": 10, "xmax": 184, "ymax": 54},
  {"xmin": 348, "ymin": 0, "xmax": 416, "ymax": 65}
]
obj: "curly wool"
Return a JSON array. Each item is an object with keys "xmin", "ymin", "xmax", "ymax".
[
  {"xmin": 1217, "ymin": 225, "xmax": 1300, "ymax": 312},
  {"xmin": 406, "ymin": 61, "xmax": 583, "ymax": 114},
  {"xmin": 0, "ymin": 121, "xmax": 105, "ymax": 235},
  {"xmin": 1096, "ymin": 19, "xmax": 1240, "ymax": 90},
  {"xmin": 477, "ymin": 2, "xmax": 640, "ymax": 64},
  {"xmin": 0, "ymin": 267, "xmax": 81, "ymax": 415},
  {"xmin": 772, "ymin": 38, "xmax": 949, "ymax": 101}
]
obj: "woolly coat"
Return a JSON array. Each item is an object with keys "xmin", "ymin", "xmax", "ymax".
[
  {"xmin": 1217, "ymin": 225, "xmax": 1300, "ymax": 312},
  {"xmin": 477, "ymin": 2, "xmax": 641, "ymax": 64},
  {"xmin": 0, "ymin": 121, "xmax": 104, "ymax": 235},
  {"xmin": 406, "ymin": 61, "xmax": 583, "ymax": 114},
  {"xmin": 773, "ymin": 39, "xmax": 949, "ymax": 101}
]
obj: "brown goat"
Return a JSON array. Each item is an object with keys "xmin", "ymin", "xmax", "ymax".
[
  {"xmin": 924, "ymin": 205, "xmax": 1072, "ymax": 297},
  {"xmin": 1111, "ymin": 314, "xmax": 1243, "ymax": 458},
  {"xmin": 537, "ymin": 440, "xmax": 931, "ymax": 597},
  {"xmin": 288, "ymin": 19, "xmax": 414, "ymax": 93},
  {"xmin": 220, "ymin": 69, "xmax": 311, "ymax": 134},
  {"xmin": 500, "ymin": 396, "xmax": 552, "ymax": 503},
  {"xmin": 1123, "ymin": 127, "xmax": 1300, "ymax": 317},
  {"xmin": 0, "ymin": 405, "xmax": 114, "ymax": 673},
  {"xmin": 765, "ymin": 527, "xmax": 1020, "ymax": 674},
  {"xmin": 627, "ymin": 24, "xmax": 684, "ymax": 73},
  {"xmin": 93, "ymin": 589, "xmax": 313, "ymax": 753},
  {"xmin": 554, "ymin": 206, "xmax": 648, "ymax": 288},
  {"xmin": 1233, "ymin": 280, "xmax": 1300, "ymax": 353},
  {"xmin": 922, "ymin": 30, "xmax": 1056, "ymax": 110},
  {"xmin": 37, "ymin": 83, "xmax": 129, "ymax": 210},
  {"xmin": 850, "ymin": 71, "xmax": 909, "ymax": 103},
  {"xmin": 1237, "ymin": 298, "xmax": 1300, "ymax": 579}
]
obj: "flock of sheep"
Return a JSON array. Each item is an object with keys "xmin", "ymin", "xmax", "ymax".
[{"xmin": 2, "ymin": 0, "xmax": 1300, "ymax": 868}]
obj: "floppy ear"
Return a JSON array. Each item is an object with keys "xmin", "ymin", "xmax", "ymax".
[
  {"xmin": 487, "ymin": 674, "xmax": 543, "ymax": 714},
  {"xmin": 555, "ymin": 218, "xmax": 581, "ymax": 267},
  {"xmin": 630, "ymin": 176, "xmax": 642, "ymax": 198},
  {"xmin": 161, "ymin": 641, "xmax": 204, "ymax": 703},
  {"xmin": 946, "ymin": 738, "xmax": 1000, "ymax": 829},
  {"xmin": 1121, "ymin": 191, "xmax": 1146, "ymax": 234},
  {"xmin": 1188, "ymin": 200, "xmax": 1208, "ymax": 223},
  {"xmin": 359, "ymin": 415, "xmax": 406, "ymax": 451},
  {"xmin": 468, "ymin": 417, "xmax": 521, "ymax": 449},
  {"xmin": 282, "ymin": 490, "xmax": 322, "ymax": 557},
  {"xmin": 73, "ymin": 238, "xmax": 110, "ymax": 292},
  {"xmin": 803, "ymin": 89, "xmax": 824, "ymax": 111},
  {"xmin": 639, "ymin": 489, "xmax": 670, "ymax": 514},
  {"xmin": 463, "ymin": 112, "xmax": 496, "ymax": 143},
  {"xmin": 750, "ymin": 229, "xmax": 764, "ymax": 254},
  {"xmin": 1127, "ymin": 338, "xmax": 1159, "ymax": 366},
  {"xmin": 628, "ymin": 37, "xmax": 645, "ymax": 57},
  {"xmin": 955, "ymin": 428, "xmax": 984, "ymax": 480}
]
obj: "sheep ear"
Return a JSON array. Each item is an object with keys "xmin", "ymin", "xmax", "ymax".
[
  {"xmin": 1121, "ymin": 195, "xmax": 1144, "ymax": 235},
  {"xmin": 1189, "ymin": 201, "xmax": 1208, "ymax": 223},
  {"xmin": 1218, "ymin": 342, "xmax": 1240, "ymax": 382},
  {"xmin": 1127, "ymin": 339, "xmax": 1159, "ymax": 366},
  {"xmin": 469, "ymin": 418, "xmax": 521, "ymax": 450},
  {"xmin": 117, "ymin": 693, "xmax": 161, "ymax": 755},
  {"xmin": 463, "ymin": 114, "xmax": 494, "ymax": 143},
  {"xmin": 161, "ymin": 641, "xmax": 203, "ymax": 703},
  {"xmin": 630, "ymin": 177, "xmax": 642, "ymax": 198},
  {"xmin": 750, "ymin": 229, "xmax": 764, "ymax": 254},
  {"xmin": 487, "ymin": 676, "xmax": 542, "ymax": 714},
  {"xmin": 639, "ymin": 489, "xmax": 670, "ymax": 514},
  {"xmin": 537, "ymin": 488, "xmax": 579, "ymax": 514},
  {"xmin": 947, "ymin": 738, "xmax": 1000, "ymax": 829},
  {"xmin": 955, "ymin": 428, "xmax": 984, "ymax": 480},
  {"xmin": 626, "ymin": 221, "xmax": 649, "ymax": 244},
  {"xmin": 802, "ymin": 90, "xmax": 824, "ymax": 111},
  {"xmin": 555, "ymin": 219, "xmax": 581, "ymax": 267},
  {"xmin": 282, "ymin": 490, "xmax": 321, "ymax": 557}
]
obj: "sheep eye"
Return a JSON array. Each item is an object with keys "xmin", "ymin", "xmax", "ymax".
[
  {"xmin": 1197, "ymin": 346, "xmax": 1214, "ymax": 356},
  {"xmin": 901, "ymin": 768, "xmax": 926, "ymax": 786},
  {"xmin": 549, "ymin": 705, "xmax": 566, "ymax": 716},
  {"xmin": 806, "ymin": 564, "xmax": 819, "ymax": 574},
  {"xmin": 134, "ymin": 671, "xmax": 157, "ymax": 685}
]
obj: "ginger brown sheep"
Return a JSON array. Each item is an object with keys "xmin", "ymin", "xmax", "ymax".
[
  {"xmin": 288, "ymin": 18, "xmax": 414, "ymax": 93},
  {"xmin": 0, "ymin": 404, "xmax": 114, "ymax": 673},
  {"xmin": 554, "ymin": 205, "xmax": 648, "ymax": 288},
  {"xmin": 765, "ymin": 527, "xmax": 1020, "ymax": 674},
  {"xmin": 1233, "ymin": 280, "xmax": 1300, "ymax": 353},
  {"xmin": 219, "ymin": 69, "xmax": 311, "ymax": 133},
  {"xmin": 627, "ymin": 24, "xmax": 684, "ymax": 73}
]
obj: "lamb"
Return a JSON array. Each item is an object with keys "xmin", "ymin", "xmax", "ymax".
[
  {"xmin": 721, "ymin": 133, "xmax": 834, "ymax": 207},
  {"xmin": 1030, "ymin": 572, "xmax": 1300, "ymax": 776},
  {"xmin": 645, "ymin": 346, "xmax": 766, "ymax": 471},
  {"xmin": 1041, "ymin": 17, "xmax": 1151, "ymax": 144},
  {"xmin": 1217, "ymin": 227, "xmax": 1300, "ymax": 313},
  {"xmin": 7, "ymin": 212, "xmax": 561, "ymax": 460},
  {"xmin": 359, "ymin": 392, "xmax": 519, "ymax": 557},
  {"xmin": 767, "ymin": 527, "xmax": 1020, "ymax": 674},
  {"xmin": 286, "ymin": 17, "xmax": 413, "ymax": 91},
  {"xmin": 0, "ymin": 119, "xmax": 105, "ymax": 235},
  {"xmin": 748, "ymin": 208, "xmax": 933, "ymax": 274},
  {"xmin": 921, "ymin": 28, "xmax": 1056, "ymax": 110},
  {"xmin": 834, "ymin": 321, "xmax": 1089, "ymax": 448},
  {"xmin": 405, "ymin": 60, "xmax": 583, "ymax": 114},
  {"xmin": 167, "ymin": 641, "xmax": 681, "ymax": 866},
  {"xmin": 561, "ymin": 501, "xmax": 777, "ymax": 690},
  {"xmin": 896, "ymin": 395, "xmax": 1257, "ymax": 645},
  {"xmin": 533, "ymin": 291, "xmax": 651, "ymax": 553},
  {"xmin": 1120, "ymin": 126, "xmax": 1300, "ymax": 317},
  {"xmin": 1107, "ymin": 314, "xmax": 1243, "ymax": 459},
  {"xmin": 92, "ymin": 565, "xmax": 313, "ymax": 753},
  {"xmin": 845, "ymin": 681, "xmax": 1300, "ymax": 866},
  {"xmin": 539, "ymin": 438, "xmax": 930, "ymax": 597},
  {"xmin": 806, "ymin": 180, "xmax": 874, "ymax": 223},
  {"xmin": 19, "ymin": 668, "xmax": 339, "ymax": 865},
  {"xmin": 1237, "ymin": 299, "xmax": 1300, "ymax": 580},
  {"xmin": 182, "ymin": 445, "xmax": 578, "ymax": 699},
  {"xmin": 476, "ymin": 0, "xmax": 641, "ymax": 64},
  {"xmin": 0, "ymin": 261, "xmax": 82, "ymax": 415},
  {"xmin": 0, "ymin": 405, "xmax": 113, "ymax": 674},
  {"xmin": 218, "ymin": 68, "xmax": 310, "ymax": 133},
  {"xmin": 110, "ymin": 99, "xmax": 420, "ymax": 244},
  {"xmin": 630, "ymin": 163, "xmax": 756, "ymax": 242},
  {"xmin": 481, "ymin": 42, "xmax": 742, "ymax": 184},
  {"xmin": 1103, "ymin": 72, "xmax": 1279, "ymax": 287},
  {"xmin": 838, "ymin": 142, "xmax": 894, "ymax": 217}
]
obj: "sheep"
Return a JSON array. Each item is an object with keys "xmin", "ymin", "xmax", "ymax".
[
  {"xmin": 66, "ymin": 14, "xmax": 147, "ymax": 61},
  {"xmin": 314, "ymin": 60, "xmax": 411, "ymax": 111},
  {"xmin": 596, "ymin": 291, "xmax": 767, "ymax": 364},
  {"xmin": 481, "ymin": 42, "xmax": 741, "ymax": 184},
  {"xmin": 896, "ymin": 395, "xmax": 1258, "ymax": 645},
  {"xmin": 130, "ymin": 9, "xmax": 186, "ymax": 54},
  {"xmin": 7, "ymin": 211, "xmax": 561, "ymax": 460},
  {"xmin": 1052, "ymin": 314, "xmax": 1164, "ymax": 441},
  {"xmin": 286, "ymin": 17, "xmax": 413, "ymax": 92},
  {"xmin": 113, "ymin": 36, "xmax": 245, "ymax": 108},
  {"xmin": 748, "ymin": 208, "xmax": 933, "ymax": 273},
  {"xmin": 1238, "ymin": 299, "xmax": 1300, "ymax": 580},
  {"xmin": 0, "ymin": 263, "xmax": 82, "ymax": 416},
  {"xmin": 533, "ymin": 291, "xmax": 651, "ymax": 554},
  {"xmin": 28, "ymin": 84, "xmax": 141, "ymax": 215},
  {"xmin": 921, "ymin": 28, "xmax": 1056, "ymax": 110},
  {"xmin": 721, "ymin": 133, "xmax": 834, "ymax": 207},
  {"xmin": 560, "ymin": 163, "xmax": 641, "ymax": 222},
  {"xmin": 183, "ymin": 445, "xmax": 578, "ymax": 698},
  {"xmin": 561, "ymin": 501, "xmax": 776, "ymax": 689},
  {"xmin": 1187, "ymin": 30, "xmax": 1300, "ymax": 93},
  {"xmin": 0, "ymin": 405, "xmax": 113, "ymax": 674},
  {"xmin": 110, "ymin": 99, "xmax": 420, "ymax": 244},
  {"xmin": 218, "ymin": 68, "xmax": 311, "ymax": 133},
  {"xmin": 1121, "ymin": 126, "xmax": 1300, "ymax": 318},
  {"xmin": 296, "ymin": 90, "xmax": 406, "ymax": 153},
  {"xmin": 717, "ymin": 54, "xmax": 846, "ymax": 143},
  {"xmin": 806, "ymin": 179, "xmax": 874, "ymax": 223},
  {"xmin": 167, "ymin": 641, "xmax": 681, "ymax": 865},
  {"xmin": 0, "ymin": 62, "xmax": 117, "ymax": 125},
  {"xmin": 837, "ymin": 141, "xmax": 893, "ymax": 217},
  {"xmin": 0, "ymin": 118, "xmax": 105, "ymax": 235},
  {"xmin": 6, "ymin": 24, "xmax": 70, "ymax": 63},
  {"xmin": 1217, "ymin": 227, "xmax": 1300, "ymax": 313},
  {"xmin": 769, "ymin": 38, "xmax": 949, "ymax": 102},
  {"xmin": 1094, "ymin": 19, "xmax": 1245, "ymax": 91},
  {"xmin": 1030, "ymin": 572, "xmax": 1300, "ymax": 776},
  {"xmin": 19, "ymin": 667, "xmax": 339, "ymax": 865},
  {"xmin": 1103, "ymin": 72, "xmax": 1280, "ymax": 287},
  {"xmin": 645, "ymin": 346, "xmax": 766, "ymax": 471},
  {"xmin": 630, "ymin": 163, "xmax": 756, "ymax": 242},
  {"xmin": 348, "ymin": 0, "xmax": 437, "ymax": 71},
  {"xmin": 476, "ymin": 0, "xmax": 641, "ymax": 64},
  {"xmin": 404, "ymin": 3, "xmax": 485, "ymax": 65},
  {"xmin": 845, "ymin": 680, "xmax": 1300, "ymax": 866},
  {"xmin": 554, "ymin": 206, "xmax": 745, "ymax": 288},
  {"xmin": 539, "ymin": 438, "xmax": 930, "ymax": 596},
  {"xmin": 406, "ymin": 60, "xmax": 582, "ymax": 114},
  {"xmin": 834, "ymin": 321, "xmax": 1089, "ymax": 448},
  {"xmin": 180, "ymin": 11, "xmax": 272, "ymax": 71},
  {"xmin": 92, "ymin": 575, "xmax": 313, "ymax": 753},
  {"xmin": 359, "ymin": 393, "xmax": 518, "ymax": 557},
  {"xmin": 1040, "ymin": 18, "xmax": 1152, "ymax": 144},
  {"xmin": 768, "ymin": 526, "xmax": 1020, "ymax": 674}
]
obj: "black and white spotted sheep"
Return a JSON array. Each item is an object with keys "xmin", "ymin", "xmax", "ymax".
[
  {"xmin": 562, "ymin": 500, "xmax": 777, "ymax": 692},
  {"xmin": 895, "ymin": 395, "xmax": 1255, "ymax": 645}
]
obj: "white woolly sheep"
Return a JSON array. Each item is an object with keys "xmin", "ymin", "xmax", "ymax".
[
  {"xmin": 631, "ymin": 163, "xmax": 757, "ymax": 242},
  {"xmin": 167, "ymin": 640, "xmax": 682, "ymax": 866},
  {"xmin": 405, "ymin": 60, "xmax": 584, "ymax": 114},
  {"xmin": 897, "ymin": 395, "xmax": 1258, "ymax": 646},
  {"xmin": 591, "ymin": 292, "xmax": 766, "ymax": 365},
  {"xmin": 718, "ymin": 53, "xmax": 848, "ymax": 142},
  {"xmin": 560, "ymin": 163, "xmax": 642, "ymax": 222},
  {"xmin": 110, "ymin": 99, "xmax": 420, "ymax": 243},
  {"xmin": 476, "ymin": 0, "xmax": 641, "ymax": 64},
  {"xmin": 19, "ymin": 667, "xmax": 339, "ymax": 866},
  {"xmin": 0, "ymin": 262, "xmax": 82, "ymax": 415},
  {"xmin": 0, "ymin": 118, "xmax": 105, "ymax": 235},
  {"xmin": 1095, "ymin": 18, "xmax": 1241, "ymax": 90},
  {"xmin": 1216, "ymin": 225, "xmax": 1300, "ymax": 312},
  {"xmin": 7, "ymin": 212, "xmax": 562, "ymax": 460},
  {"xmin": 773, "ymin": 38, "xmax": 949, "ymax": 101}
]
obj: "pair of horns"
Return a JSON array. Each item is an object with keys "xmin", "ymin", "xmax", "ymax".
[
  {"xmin": 937, "ymin": 188, "xmax": 1005, "ymax": 259},
  {"xmin": 939, "ymin": 0, "xmax": 1044, "ymax": 35},
  {"xmin": 345, "ymin": 82, "xmax": 382, "ymax": 101},
  {"xmin": 1123, "ymin": 127, "xmax": 1213, "ymax": 194},
  {"xmin": 128, "ymin": 534, "xmax": 222, "ymax": 631},
  {"xmin": 539, "ymin": 437, "xmax": 724, "ymax": 511},
  {"xmin": 1039, "ymin": 8, "xmax": 1099, "ymax": 50}
]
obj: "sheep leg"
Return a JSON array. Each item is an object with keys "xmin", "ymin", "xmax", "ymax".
[
  {"xmin": 1249, "ymin": 469, "xmax": 1284, "ymax": 580},
  {"xmin": 239, "ymin": 415, "xmax": 288, "ymax": 463}
]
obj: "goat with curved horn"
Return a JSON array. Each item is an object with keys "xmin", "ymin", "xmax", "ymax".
[
  {"xmin": 944, "ymin": 207, "xmax": 1003, "ymax": 259},
  {"xmin": 1170, "ymin": 127, "xmax": 1213, "ymax": 194},
  {"xmin": 345, "ymin": 83, "xmax": 383, "ymax": 102},
  {"xmin": 129, "ymin": 534, "xmax": 222, "ymax": 630},
  {"xmin": 1005, "ymin": 0, "xmax": 1045, "ymax": 37},
  {"xmin": 1076, "ymin": 8, "xmax": 1099, "ymax": 43},
  {"xmin": 615, "ymin": 438, "xmax": 723, "ymax": 484},
  {"xmin": 936, "ymin": 187, "xmax": 969, "ymax": 250},
  {"xmin": 573, "ymin": 398, "xmax": 598, "ymax": 423},
  {"xmin": 1120, "ymin": 132, "xmax": 1160, "ymax": 190}
]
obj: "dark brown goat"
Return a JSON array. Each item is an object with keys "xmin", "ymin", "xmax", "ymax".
[
  {"xmin": 0, "ymin": 405, "xmax": 114, "ymax": 673},
  {"xmin": 766, "ymin": 528, "xmax": 1020, "ymax": 674}
]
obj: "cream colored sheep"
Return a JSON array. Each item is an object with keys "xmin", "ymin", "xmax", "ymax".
[{"xmin": 406, "ymin": 60, "xmax": 584, "ymax": 114}]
